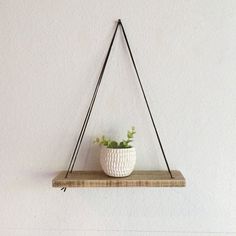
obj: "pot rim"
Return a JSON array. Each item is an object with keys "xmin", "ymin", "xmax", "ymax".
[{"xmin": 101, "ymin": 147, "xmax": 135, "ymax": 151}]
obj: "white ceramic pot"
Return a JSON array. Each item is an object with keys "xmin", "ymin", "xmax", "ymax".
[{"xmin": 100, "ymin": 147, "xmax": 136, "ymax": 177}]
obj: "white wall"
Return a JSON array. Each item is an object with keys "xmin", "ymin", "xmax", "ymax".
[{"xmin": 1, "ymin": 0, "xmax": 236, "ymax": 235}]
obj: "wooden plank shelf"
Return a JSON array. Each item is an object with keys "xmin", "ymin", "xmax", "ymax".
[{"xmin": 52, "ymin": 170, "xmax": 185, "ymax": 188}]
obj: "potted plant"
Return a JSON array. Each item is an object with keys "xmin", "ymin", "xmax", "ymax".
[{"xmin": 94, "ymin": 127, "xmax": 136, "ymax": 177}]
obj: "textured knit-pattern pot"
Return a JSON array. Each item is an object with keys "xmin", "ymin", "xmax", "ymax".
[{"xmin": 100, "ymin": 147, "xmax": 136, "ymax": 177}]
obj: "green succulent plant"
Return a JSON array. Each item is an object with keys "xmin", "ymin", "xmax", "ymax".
[{"xmin": 94, "ymin": 127, "xmax": 136, "ymax": 149}]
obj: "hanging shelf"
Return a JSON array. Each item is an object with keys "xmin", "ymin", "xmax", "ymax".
[
  {"xmin": 53, "ymin": 171, "xmax": 185, "ymax": 188},
  {"xmin": 52, "ymin": 19, "xmax": 185, "ymax": 190}
]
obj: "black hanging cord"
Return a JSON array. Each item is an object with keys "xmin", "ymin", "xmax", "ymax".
[
  {"xmin": 118, "ymin": 20, "xmax": 173, "ymax": 179},
  {"xmin": 61, "ymin": 21, "xmax": 120, "ymax": 191},
  {"xmin": 61, "ymin": 19, "xmax": 173, "ymax": 191},
  {"xmin": 69, "ymin": 22, "xmax": 120, "ymax": 174}
]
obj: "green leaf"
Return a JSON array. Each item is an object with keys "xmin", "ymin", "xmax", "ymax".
[
  {"xmin": 126, "ymin": 139, "xmax": 132, "ymax": 143},
  {"xmin": 127, "ymin": 131, "xmax": 133, "ymax": 139},
  {"xmin": 119, "ymin": 141, "xmax": 126, "ymax": 148},
  {"xmin": 108, "ymin": 141, "xmax": 118, "ymax": 148}
]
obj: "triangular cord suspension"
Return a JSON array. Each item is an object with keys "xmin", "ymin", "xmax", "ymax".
[{"xmin": 62, "ymin": 19, "xmax": 173, "ymax": 191}]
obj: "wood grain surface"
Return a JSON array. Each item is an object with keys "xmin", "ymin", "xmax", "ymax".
[{"xmin": 52, "ymin": 170, "xmax": 185, "ymax": 187}]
